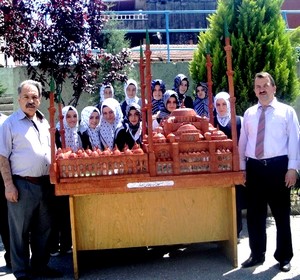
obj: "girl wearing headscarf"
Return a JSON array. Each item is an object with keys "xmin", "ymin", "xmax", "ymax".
[
  {"xmin": 151, "ymin": 79, "xmax": 166, "ymax": 115},
  {"xmin": 55, "ymin": 105, "xmax": 82, "ymax": 151},
  {"xmin": 213, "ymin": 91, "xmax": 242, "ymax": 138},
  {"xmin": 153, "ymin": 90, "xmax": 179, "ymax": 129},
  {"xmin": 193, "ymin": 82, "xmax": 210, "ymax": 119},
  {"xmin": 79, "ymin": 106, "xmax": 101, "ymax": 150},
  {"xmin": 120, "ymin": 79, "xmax": 142, "ymax": 117},
  {"xmin": 52, "ymin": 106, "xmax": 80, "ymax": 256},
  {"xmin": 173, "ymin": 74, "xmax": 193, "ymax": 109},
  {"xmin": 99, "ymin": 98, "xmax": 127, "ymax": 151},
  {"xmin": 123, "ymin": 103, "xmax": 142, "ymax": 149},
  {"xmin": 213, "ymin": 91, "xmax": 245, "ymax": 238},
  {"xmin": 96, "ymin": 83, "xmax": 115, "ymax": 112}
]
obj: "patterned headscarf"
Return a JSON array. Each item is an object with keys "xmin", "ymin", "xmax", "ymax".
[
  {"xmin": 173, "ymin": 73, "xmax": 189, "ymax": 93},
  {"xmin": 151, "ymin": 79, "xmax": 166, "ymax": 115},
  {"xmin": 124, "ymin": 78, "xmax": 139, "ymax": 107},
  {"xmin": 193, "ymin": 82, "xmax": 209, "ymax": 118},
  {"xmin": 124, "ymin": 103, "xmax": 142, "ymax": 142},
  {"xmin": 56, "ymin": 105, "xmax": 81, "ymax": 151},
  {"xmin": 80, "ymin": 106, "xmax": 101, "ymax": 149},
  {"xmin": 99, "ymin": 84, "xmax": 115, "ymax": 102},
  {"xmin": 214, "ymin": 91, "xmax": 231, "ymax": 127},
  {"xmin": 99, "ymin": 98, "xmax": 123, "ymax": 150},
  {"xmin": 159, "ymin": 90, "xmax": 179, "ymax": 120}
]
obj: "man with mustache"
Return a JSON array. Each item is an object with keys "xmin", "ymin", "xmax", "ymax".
[
  {"xmin": 238, "ymin": 72, "xmax": 300, "ymax": 272},
  {"xmin": 0, "ymin": 80, "xmax": 62, "ymax": 280}
]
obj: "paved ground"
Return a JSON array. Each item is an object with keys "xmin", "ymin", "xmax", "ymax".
[{"xmin": 1, "ymin": 216, "xmax": 300, "ymax": 280}]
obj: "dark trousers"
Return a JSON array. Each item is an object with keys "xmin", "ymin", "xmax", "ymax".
[
  {"xmin": 246, "ymin": 156, "xmax": 293, "ymax": 262},
  {"xmin": 8, "ymin": 176, "xmax": 53, "ymax": 278},
  {"xmin": 0, "ymin": 174, "xmax": 10, "ymax": 264},
  {"xmin": 236, "ymin": 184, "xmax": 247, "ymax": 237},
  {"xmin": 49, "ymin": 195, "xmax": 72, "ymax": 252}
]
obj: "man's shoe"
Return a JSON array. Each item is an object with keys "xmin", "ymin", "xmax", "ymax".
[
  {"xmin": 279, "ymin": 261, "xmax": 291, "ymax": 272},
  {"xmin": 32, "ymin": 266, "xmax": 63, "ymax": 278},
  {"xmin": 241, "ymin": 255, "xmax": 265, "ymax": 268}
]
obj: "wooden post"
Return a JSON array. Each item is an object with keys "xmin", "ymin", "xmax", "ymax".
[
  {"xmin": 144, "ymin": 30, "xmax": 156, "ymax": 176},
  {"xmin": 145, "ymin": 30, "xmax": 153, "ymax": 153},
  {"xmin": 58, "ymin": 93, "xmax": 66, "ymax": 149},
  {"xmin": 48, "ymin": 77, "xmax": 57, "ymax": 184},
  {"xmin": 224, "ymin": 22, "xmax": 239, "ymax": 171},
  {"xmin": 139, "ymin": 43, "xmax": 147, "ymax": 140},
  {"xmin": 205, "ymin": 43, "xmax": 214, "ymax": 124}
]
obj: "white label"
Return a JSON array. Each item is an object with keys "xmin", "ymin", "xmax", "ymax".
[{"xmin": 127, "ymin": 180, "xmax": 174, "ymax": 189}]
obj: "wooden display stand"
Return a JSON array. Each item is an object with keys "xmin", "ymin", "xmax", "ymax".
[
  {"xmin": 50, "ymin": 30, "xmax": 243, "ymax": 279},
  {"xmin": 55, "ymin": 172, "xmax": 243, "ymax": 280}
]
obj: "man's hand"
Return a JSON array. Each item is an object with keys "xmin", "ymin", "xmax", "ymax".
[
  {"xmin": 285, "ymin": 169, "xmax": 298, "ymax": 188},
  {"xmin": 0, "ymin": 155, "xmax": 17, "ymax": 202},
  {"xmin": 5, "ymin": 183, "xmax": 18, "ymax": 202}
]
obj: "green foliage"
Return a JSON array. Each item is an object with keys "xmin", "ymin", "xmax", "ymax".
[
  {"xmin": 0, "ymin": 82, "xmax": 6, "ymax": 96},
  {"xmin": 288, "ymin": 27, "xmax": 300, "ymax": 62},
  {"xmin": 91, "ymin": 20, "xmax": 133, "ymax": 104},
  {"xmin": 0, "ymin": 0, "xmax": 133, "ymax": 107},
  {"xmin": 190, "ymin": 0, "xmax": 300, "ymax": 115},
  {"xmin": 289, "ymin": 27, "xmax": 300, "ymax": 47}
]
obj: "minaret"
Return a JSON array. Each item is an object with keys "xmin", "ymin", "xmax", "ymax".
[
  {"xmin": 205, "ymin": 43, "xmax": 214, "ymax": 124},
  {"xmin": 224, "ymin": 21, "xmax": 239, "ymax": 172}
]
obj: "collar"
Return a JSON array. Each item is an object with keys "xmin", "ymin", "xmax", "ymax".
[
  {"xmin": 16, "ymin": 109, "xmax": 45, "ymax": 121},
  {"xmin": 257, "ymin": 97, "xmax": 277, "ymax": 110}
]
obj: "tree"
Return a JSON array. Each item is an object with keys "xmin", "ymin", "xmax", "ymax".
[
  {"xmin": 288, "ymin": 27, "xmax": 300, "ymax": 62},
  {"xmin": 190, "ymin": 0, "xmax": 300, "ymax": 115},
  {"xmin": 91, "ymin": 19, "xmax": 132, "ymax": 104},
  {"xmin": 0, "ymin": 0, "xmax": 133, "ymax": 107}
]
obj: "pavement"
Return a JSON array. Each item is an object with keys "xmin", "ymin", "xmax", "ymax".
[{"xmin": 1, "ymin": 216, "xmax": 300, "ymax": 280}]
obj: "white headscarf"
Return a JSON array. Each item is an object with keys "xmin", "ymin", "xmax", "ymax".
[
  {"xmin": 99, "ymin": 84, "xmax": 115, "ymax": 102},
  {"xmin": 56, "ymin": 105, "xmax": 81, "ymax": 151},
  {"xmin": 99, "ymin": 98, "xmax": 123, "ymax": 150},
  {"xmin": 124, "ymin": 78, "xmax": 139, "ymax": 106},
  {"xmin": 214, "ymin": 91, "xmax": 231, "ymax": 127},
  {"xmin": 80, "ymin": 106, "xmax": 101, "ymax": 149}
]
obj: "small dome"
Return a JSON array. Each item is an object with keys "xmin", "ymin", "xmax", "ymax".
[
  {"xmin": 170, "ymin": 108, "xmax": 196, "ymax": 118},
  {"xmin": 176, "ymin": 124, "xmax": 199, "ymax": 134},
  {"xmin": 211, "ymin": 130, "xmax": 227, "ymax": 140},
  {"xmin": 153, "ymin": 132, "xmax": 166, "ymax": 143}
]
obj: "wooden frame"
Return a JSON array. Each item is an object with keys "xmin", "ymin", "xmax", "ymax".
[{"xmin": 55, "ymin": 172, "xmax": 243, "ymax": 279}]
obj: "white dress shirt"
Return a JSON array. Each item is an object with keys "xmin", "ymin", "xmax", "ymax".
[{"xmin": 239, "ymin": 98, "xmax": 300, "ymax": 170}]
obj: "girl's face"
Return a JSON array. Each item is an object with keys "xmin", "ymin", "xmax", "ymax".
[
  {"xmin": 103, "ymin": 88, "xmax": 113, "ymax": 99},
  {"xmin": 166, "ymin": 97, "xmax": 177, "ymax": 112},
  {"xmin": 126, "ymin": 84, "xmax": 137, "ymax": 99},
  {"xmin": 66, "ymin": 109, "xmax": 78, "ymax": 128},
  {"xmin": 152, "ymin": 85, "xmax": 163, "ymax": 100},
  {"xmin": 196, "ymin": 86, "xmax": 206, "ymax": 99},
  {"xmin": 102, "ymin": 106, "xmax": 115, "ymax": 124},
  {"xmin": 216, "ymin": 98, "xmax": 228, "ymax": 117},
  {"xmin": 89, "ymin": 111, "xmax": 100, "ymax": 129},
  {"xmin": 128, "ymin": 109, "xmax": 140, "ymax": 126},
  {"xmin": 179, "ymin": 80, "xmax": 188, "ymax": 94}
]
